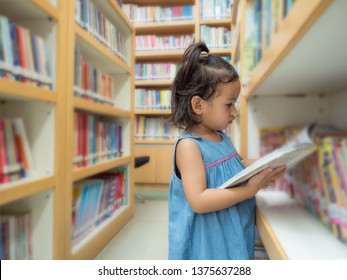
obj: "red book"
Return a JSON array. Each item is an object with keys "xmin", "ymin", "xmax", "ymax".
[
  {"xmin": 82, "ymin": 113, "xmax": 88, "ymax": 167},
  {"xmin": 16, "ymin": 26, "xmax": 30, "ymax": 83}
]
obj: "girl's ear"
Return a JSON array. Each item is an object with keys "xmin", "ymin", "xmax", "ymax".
[{"xmin": 191, "ymin": 96, "xmax": 203, "ymax": 115}]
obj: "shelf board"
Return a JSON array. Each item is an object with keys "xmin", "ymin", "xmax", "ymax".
[
  {"xmin": 135, "ymin": 80, "xmax": 173, "ymax": 87},
  {"xmin": 74, "ymin": 98, "xmax": 131, "ymax": 118},
  {"xmin": 209, "ymin": 48, "xmax": 232, "ymax": 56},
  {"xmin": 72, "ymin": 156, "xmax": 132, "ymax": 181},
  {"xmin": 135, "ymin": 139, "xmax": 176, "ymax": 144},
  {"xmin": 75, "ymin": 24, "xmax": 130, "ymax": 74},
  {"xmin": 134, "ymin": 20, "xmax": 195, "ymax": 34},
  {"xmin": 256, "ymin": 206, "xmax": 288, "ymax": 260},
  {"xmin": 0, "ymin": 0, "xmax": 59, "ymax": 21},
  {"xmin": 0, "ymin": 79, "xmax": 57, "ymax": 103},
  {"xmin": 200, "ymin": 18, "xmax": 232, "ymax": 27},
  {"xmin": 70, "ymin": 206, "xmax": 133, "ymax": 259},
  {"xmin": 123, "ymin": 0, "xmax": 195, "ymax": 5},
  {"xmin": 256, "ymin": 190, "xmax": 347, "ymax": 259},
  {"xmin": 243, "ymin": 0, "xmax": 347, "ymax": 98},
  {"xmin": 135, "ymin": 109, "xmax": 172, "ymax": 115},
  {"xmin": 31, "ymin": 0, "xmax": 59, "ymax": 20},
  {"xmin": 0, "ymin": 176, "xmax": 55, "ymax": 205},
  {"xmin": 136, "ymin": 50, "xmax": 185, "ymax": 61}
]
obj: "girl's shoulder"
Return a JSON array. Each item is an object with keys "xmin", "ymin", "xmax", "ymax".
[
  {"xmin": 174, "ymin": 132, "xmax": 201, "ymax": 151},
  {"xmin": 176, "ymin": 131, "xmax": 231, "ymax": 144},
  {"xmin": 176, "ymin": 131, "xmax": 202, "ymax": 142},
  {"xmin": 178, "ymin": 130, "xmax": 228, "ymax": 139}
]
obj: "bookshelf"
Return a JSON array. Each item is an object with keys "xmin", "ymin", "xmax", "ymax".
[
  {"xmin": 64, "ymin": 0, "xmax": 135, "ymax": 260},
  {"xmin": 236, "ymin": 0, "xmax": 347, "ymax": 259},
  {"xmin": 123, "ymin": 0, "xmax": 235, "ymax": 189},
  {"xmin": 0, "ymin": 0, "xmax": 135, "ymax": 260},
  {"xmin": 0, "ymin": 0, "xmax": 64, "ymax": 259}
]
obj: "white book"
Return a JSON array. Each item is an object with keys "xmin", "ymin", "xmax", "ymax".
[{"xmin": 218, "ymin": 123, "xmax": 318, "ymax": 189}]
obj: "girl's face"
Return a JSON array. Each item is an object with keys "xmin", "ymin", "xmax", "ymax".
[{"xmin": 201, "ymin": 81, "xmax": 240, "ymax": 131}]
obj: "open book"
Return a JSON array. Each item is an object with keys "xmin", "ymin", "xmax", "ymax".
[{"xmin": 218, "ymin": 123, "xmax": 318, "ymax": 189}]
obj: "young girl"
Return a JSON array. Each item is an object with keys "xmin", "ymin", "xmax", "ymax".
[{"xmin": 168, "ymin": 41, "xmax": 286, "ymax": 260}]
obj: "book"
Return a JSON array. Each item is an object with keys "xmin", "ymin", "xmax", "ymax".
[{"xmin": 218, "ymin": 123, "xmax": 318, "ymax": 189}]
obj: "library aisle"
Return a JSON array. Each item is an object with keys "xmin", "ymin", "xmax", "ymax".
[{"xmin": 94, "ymin": 199, "xmax": 168, "ymax": 260}]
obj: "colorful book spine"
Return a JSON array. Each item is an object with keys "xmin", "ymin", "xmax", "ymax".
[
  {"xmin": 73, "ymin": 112, "xmax": 124, "ymax": 168},
  {"xmin": 0, "ymin": 211, "xmax": 32, "ymax": 260},
  {"xmin": 71, "ymin": 170, "xmax": 128, "ymax": 245}
]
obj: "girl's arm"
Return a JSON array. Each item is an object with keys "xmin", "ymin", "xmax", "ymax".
[{"xmin": 176, "ymin": 139, "xmax": 286, "ymax": 214}]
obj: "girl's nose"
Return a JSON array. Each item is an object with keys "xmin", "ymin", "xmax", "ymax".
[{"xmin": 231, "ymin": 106, "xmax": 237, "ymax": 116}]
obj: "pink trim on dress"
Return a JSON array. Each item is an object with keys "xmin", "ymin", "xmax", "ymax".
[{"xmin": 205, "ymin": 151, "xmax": 237, "ymax": 169}]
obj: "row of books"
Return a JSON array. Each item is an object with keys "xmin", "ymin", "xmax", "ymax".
[
  {"xmin": 75, "ymin": 0, "xmax": 127, "ymax": 62},
  {"xmin": 0, "ymin": 211, "xmax": 32, "ymax": 260},
  {"xmin": 72, "ymin": 170, "xmax": 128, "ymax": 245},
  {"xmin": 135, "ymin": 63, "xmax": 178, "ymax": 81},
  {"xmin": 259, "ymin": 125, "xmax": 347, "ymax": 244},
  {"xmin": 0, "ymin": 118, "xmax": 33, "ymax": 185},
  {"xmin": 122, "ymin": 4, "xmax": 194, "ymax": 23},
  {"xmin": 74, "ymin": 46, "xmax": 114, "ymax": 105},
  {"xmin": 290, "ymin": 136, "xmax": 347, "ymax": 244},
  {"xmin": 0, "ymin": 16, "xmax": 52, "ymax": 88},
  {"xmin": 74, "ymin": 112, "xmax": 123, "ymax": 169},
  {"xmin": 135, "ymin": 116, "xmax": 182, "ymax": 140},
  {"xmin": 135, "ymin": 89, "xmax": 172, "ymax": 110},
  {"xmin": 200, "ymin": 0, "xmax": 233, "ymax": 19},
  {"xmin": 200, "ymin": 25, "xmax": 231, "ymax": 49},
  {"xmin": 242, "ymin": 0, "xmax": 296, "ymax": 84},
  {"xmin": 135, "ymin": 34, "xmax": 194, "ymax": 52}
]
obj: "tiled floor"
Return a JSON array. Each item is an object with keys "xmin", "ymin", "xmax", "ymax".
[
  {"xmin": 94, "ymin": 198, "xmax": 269, "ymax": 260},
  {"xmin": 94, "ymin": 199, "xmax": 169, "ymax": 260}
]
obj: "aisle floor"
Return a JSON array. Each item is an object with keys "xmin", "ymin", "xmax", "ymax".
[
  {"xmin": 94, "ymin": 198, "xmax": 269, "ymax": 260},
  {"xmin": 95, "ymin": 199, "xmax": 169, "ymax": 260}
]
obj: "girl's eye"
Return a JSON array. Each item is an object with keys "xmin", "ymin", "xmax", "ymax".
[{"xmin": 226, "ymin": 103, "xmax": 234, "ymax": 107}]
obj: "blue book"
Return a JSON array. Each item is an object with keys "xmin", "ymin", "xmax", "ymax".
[
  {"xmin": 9, "ymin": 23, "xmax": 20, "ymax": 81},
  {"xmin": 156, "ymin": 90, "xmax": 160, "ymax": 109},
  {"xmin": 183, "ymin": 6, "xmax": 193, "ymax": 20},
  {"xmin": 31, "ymin": 35, "xmax": 41, "ymax": 75},
  {"xmin": 0, "ymin": 18, "xmax": 4, "ymax": 64},
  {"xmin": 1, "ymin": 17, "xmax": 14, "ymax": 75},
  {"xmin": 110, "ymin": 123, "xmax": 115, "ymax": 157}
]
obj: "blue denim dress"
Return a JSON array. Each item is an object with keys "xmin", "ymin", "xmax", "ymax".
[{"xmin": 168, "ymin": 131, "xmax": 256, "ymax": 260}]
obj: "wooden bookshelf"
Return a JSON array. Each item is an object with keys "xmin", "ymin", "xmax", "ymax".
[
  {"xmin": 64, "ymin": 0, "xmax": 135, "ymax": 260},
  {"xmin": 0, "ymin": 0, "xmax": 65, "ymax": 259},
  {"xmin": 0, "ymin": 79, "xmax": 57, "ymax": 103},
  {"xmin": 0, "ymin": 0, "xmax": 135, "ymax": 260},
  {"xmin": 124, "ymin": 0, "xmax": 235, "ymax": 187},
  {"xmin": 135, "ymin": 20, "xmax": 195, "ymax": 34},
  {"xmin": 0, "ymin": 176, "xmax": 56, "ymax": 206},
  {"xmin": 237, "ymin": 0, "xmax": 347, "ymax": 259}
]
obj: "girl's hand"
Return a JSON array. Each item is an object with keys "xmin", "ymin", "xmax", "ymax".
[{"xmin": 246, "ymin": 165, "xmax": 287, "ymax": 193}]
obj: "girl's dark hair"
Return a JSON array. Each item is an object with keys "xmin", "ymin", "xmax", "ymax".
[{"xmin": 170, "ymin": 41, "xmax": 239, "ymax": 129}]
